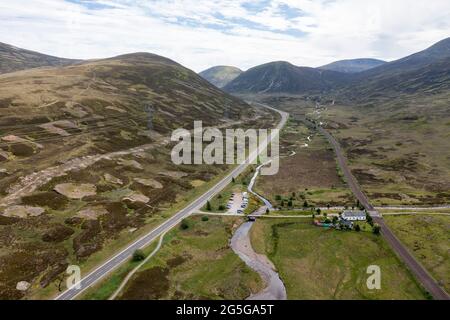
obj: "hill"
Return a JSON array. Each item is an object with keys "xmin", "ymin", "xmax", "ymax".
[
  {"xmin": 224, "ymin": 61, "xmax": 350, "ymax": 94},
  {"xmin": 0, "ymin": 42, "xmax": 78, "ymax": 74},
  {"xmin": 319, "ymin": 58, "xmax": 386, "ymax": 73},
  {"xmin": 0, "ymin": 49, "xmax": 268, "ymax": 299},
  {"xmin": 341, "ymin": 37, "xmax": 450, "ymax": 101},
  {"xmin": 199, "ymin": 65, "xmax": 243, "ymax": 88}
]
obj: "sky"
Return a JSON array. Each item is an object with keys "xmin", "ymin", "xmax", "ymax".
[{"xmin": 0, "ymin": 0, "xmax": 449, "ymax": 72}]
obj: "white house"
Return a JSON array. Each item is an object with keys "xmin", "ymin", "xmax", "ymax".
[{"xmin": 341, "ymin": 210, "xmax": 366, "ymax": 221}]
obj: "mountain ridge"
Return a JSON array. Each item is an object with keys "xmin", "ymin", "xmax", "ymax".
[
  {"xmin": 224, "ymin": 61, "xmax": 351, "ymax": 94},
  {"xmin": 0, "ymin": 42, "xmax": 79, "ymax": 74},
  {"xmin": 319, "ymin": 58, "xmax": 386, "ymax": 73}
]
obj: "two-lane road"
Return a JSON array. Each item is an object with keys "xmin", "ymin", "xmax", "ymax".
[
  {"xmin": 312, "ymin": 121, "xmax": 449, "ymax": 300},
  {"xmin": 55, "ymin": 103, "xmax": 288, "ymax": 300}
]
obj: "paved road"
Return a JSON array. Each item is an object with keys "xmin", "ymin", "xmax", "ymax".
[
  {"xmin": 311, "ymin": 120, "xmax": 449, "ymax": 300},
  {"xmin": 55, "ymin": 104, "xmax": 288, "ymax": 300}
]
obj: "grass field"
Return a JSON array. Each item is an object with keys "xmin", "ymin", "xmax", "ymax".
[
  {"xmin": 384, "ymin": 214, "xmax": 450, "ymax": 293},
  {"xmin": 255, "ymin": 115, "xmax": 355, "ymax": 208},
  {"xmin": 250, "ymin": 218, "xmax": 427, "ymax": 300},
  {"xmin": 114, "ymin": 215, "xmax": 263, "ymax": 300},
  {"xmin": 256, "ymin": 94, "xmax": 450, "ymax": 206}
]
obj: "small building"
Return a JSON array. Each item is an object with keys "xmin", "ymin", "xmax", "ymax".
[{"xmin": 341, "ymin": 210, "xmax": 366, "ymax": 221}]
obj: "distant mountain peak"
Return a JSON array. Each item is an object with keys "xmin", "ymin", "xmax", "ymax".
[
  {"xmin": 224, "ymin": 60, "xmax": 350, "ymax": 94},
  {"xmin": 199, "ymin": 65, "xmax": 243, "ymax": 88},
  {"xmin": 319, "ymin": 58, "xmax": 387, "ymax": 73}
]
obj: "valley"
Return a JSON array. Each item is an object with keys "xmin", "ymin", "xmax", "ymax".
[{"xmin": 0, "ymin": 32, "xmax": 448, "ymax": 303}]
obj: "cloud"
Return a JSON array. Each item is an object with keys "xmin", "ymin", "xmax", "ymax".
[{"xmin": 0, "ymin": 0, "xmax": 449, "ymax": 72}]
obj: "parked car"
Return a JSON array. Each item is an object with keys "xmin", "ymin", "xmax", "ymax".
[{"xmin": 237, "ymin": 210, "xmax": 243, "ymax": 214}]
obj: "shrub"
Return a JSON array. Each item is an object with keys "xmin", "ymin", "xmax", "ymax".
[
  {"xmin": 180, "ymin": 219, "xmax": 190, "ymax": 230},
  {"xmin": 355, "ymin": 224, "xmax": 361, "ymax": 232},
  {"xmin": 218, "ymin": 205, "xmax": 225, "ymax": 211},
  {"xmin": 132, "ymin": 249, "xmax": 146, "ymax": 262},
  {"xmin": 373, "ymin": 224, "xmax": 381, "ymax": 235},
  {"xmin": 206, "ymin": 201, "xmax": 212, "ymax": 211},
  {"xmin": 201, "ymin": 216, "xmax": 209, "ymax": 222}
]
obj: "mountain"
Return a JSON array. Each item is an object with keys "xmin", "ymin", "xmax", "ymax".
[
  {"xmin": 199, "ymin": 66, "xmax": 243, "ymax": 88},
  {"xmin": 224, "ymin": 61, "xmax": 350, "ymax": 94},
  {"xmin": 0, "ymin": 52, "xmax": 249, "ymax": 140},
  {"xmin": 341, "ymin": 37, "xmax": 450, "ymax": 100},
  {"xmin": 0, "ymin": 48, "xmax": 259, "ymax": 299},
  {"xmin": 225, "ymin": 37, "xmax": 450, "ymax": 98},
  {"xmin": 0, "ymin": 42, "xmax": 78, "ymax": 74},
  {"xmin": 319, "ymin": 58, "xmax": 386, "ymax": 73}
]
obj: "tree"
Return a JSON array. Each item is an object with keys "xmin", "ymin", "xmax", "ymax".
[
  {"xmin": 354, "ymin": 224, "xmax": 361, "ymax": 232},
  {"xmin": 266, "ymin": 208, "xmax": 270, "ymax": 214},
  {"xmin": 232, "ymin": 177, "xmax": 235, "ymax": 183},
  {"xmin": 275, "ymin": 195, "xmax": 282, "ymax": 201},
  {"xmin": 288, "ymin": 200, "xmax": 293, "ymax": 207},
  {"xmin": 303, "ymin": 200, "xmax": 309, "ymax": 208},
  {"xmin": 316, "ymin": 208, "xmax": 321, "ymax": 215},
  {"xmin": 332, "ymin": 216, "xmax": 338, "ymax": 224},
  {"xmin": 202, "ymin": 216, "xmax": 209, "ymax": 222},
  {"xmin": 218, "ymin": 205, "xmax": 225, "ymax": 211},
  {"xmin": 373, "ymin": 224, "xmax": 381, "ymax": 235},
  {"xmin": 217, "ymin": 194, "xmax": 222, "ymax": 199},
  {"xmin": 281, "ymin": 200, "xmax": 285, "ymax": 207},
  {"xmin": 367, "ymin": 213, "xmax": 374, "ymax": 226},
  {"xmin": 180, "ymin": 219, "xmax": 190, "ymax": 230},
  {"xmin": 206, "ymin": 201, "xmax": 212, "ymax": 211},
  {"xmin": 327, "ymin": 204, "xmax": 331, "ymax": 210},
  {"xmin": 132, "ymin": 249, "xmax": 146, "ymax": 262},
  {"xmin": 292, "ymin": 192, "xmax": 296, "ymax": 198}
]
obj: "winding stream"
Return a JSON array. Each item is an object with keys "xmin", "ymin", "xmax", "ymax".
[{"xmin": 230, "ymin": 163, "xmax": 287, "ymax": 300}]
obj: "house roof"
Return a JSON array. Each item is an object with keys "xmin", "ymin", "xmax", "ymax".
[{"xmin": 342, "ymin": 210, "xmax": 366, "ymax": 217}]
